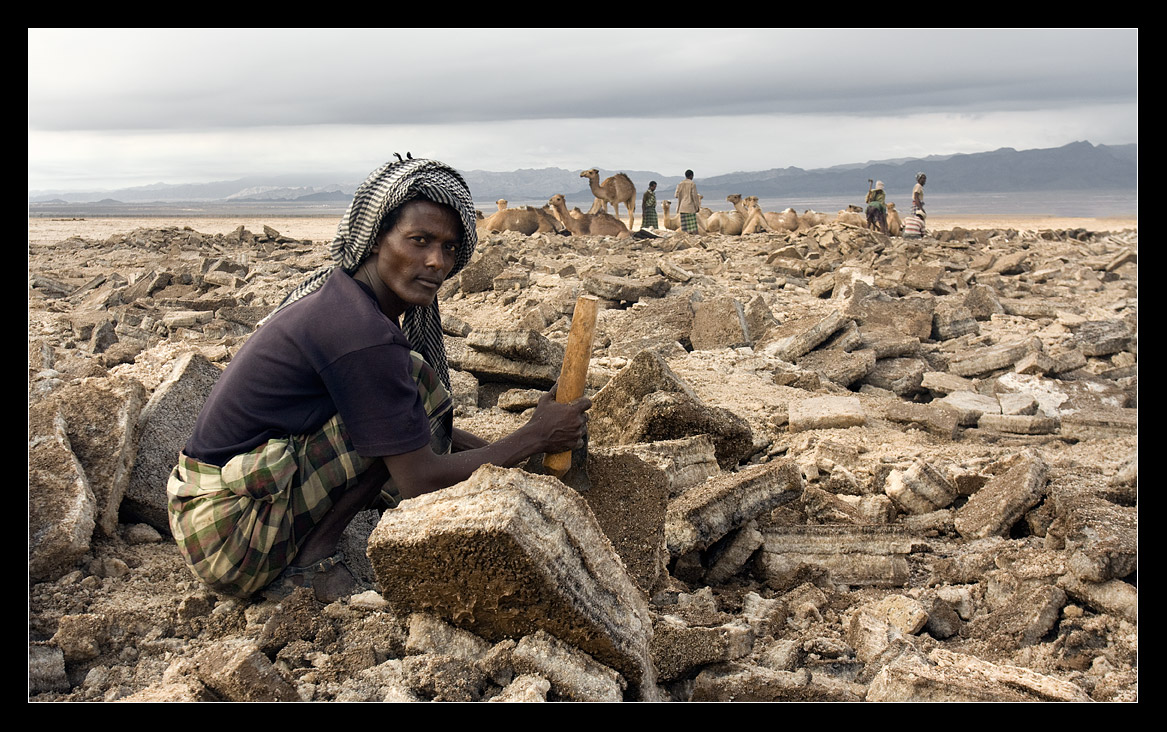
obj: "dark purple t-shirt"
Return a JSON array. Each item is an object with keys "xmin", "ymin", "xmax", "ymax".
[{"xmin": 184, "ymin": 271, "xmax": 432, "ymax": 466}]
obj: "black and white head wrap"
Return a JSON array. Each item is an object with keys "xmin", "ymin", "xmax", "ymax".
[{"xmin": 263, "ymin": 156, "xmax": 478, "ymax": 391}]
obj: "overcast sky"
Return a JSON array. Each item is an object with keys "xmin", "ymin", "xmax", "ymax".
[{"xmin": 28, "ymin": 28, "xmax": 1138, "ymax": 192}]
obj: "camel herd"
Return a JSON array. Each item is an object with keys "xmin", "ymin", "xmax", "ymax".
[{"xmin": 476, "ymin": 168, "xmax": 900, "ymax": 238}]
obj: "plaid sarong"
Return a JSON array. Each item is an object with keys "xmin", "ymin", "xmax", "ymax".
[
  {"xmin": 680, "ymin": 211, "xmax": 698, "ymax": 234},
  {"xmin": 167, "ymin": 350, "xmax": 452, "ymax": 598},
  {"xmin": 641, "ymin": 208, "xmax": 658, "ymax": 229}
]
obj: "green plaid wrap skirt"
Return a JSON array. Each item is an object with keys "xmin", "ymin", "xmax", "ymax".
[
  {"xmin": 167, "ymin": 350, "xmax": 452, "ymax": 598},
  {"xmin": 680, "ymin": 211, "xmax": 698, "ymax": 233}
]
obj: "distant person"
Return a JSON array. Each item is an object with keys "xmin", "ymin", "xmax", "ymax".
[
  {"xmin": 912, "ymin": 172, "xmax": 927, "ymax": 219},
  {"xmin": 675, "ymin": 170, "xmax": 700, "ymax": 234},
  {"xmin": 865, "ymin": 179, "xmax": 888, "ymax": 235},
  {"xmin": 641, "ymin": 181, "xmax": 658, "ymax": 229}
]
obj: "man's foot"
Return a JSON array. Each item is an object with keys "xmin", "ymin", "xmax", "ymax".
[{"xmin": 267, "ymin": 552, "xmax": 357, "ymax": 603}]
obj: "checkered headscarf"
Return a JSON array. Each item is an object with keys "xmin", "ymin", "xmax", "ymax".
[{"xmin": 263, "ymin": 156, "xmax": 478, "ymax": 390}]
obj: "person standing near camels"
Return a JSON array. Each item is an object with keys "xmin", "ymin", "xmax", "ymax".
[
  {"xmin": 865, "ymin": 179, "xmax": 888, "ymax": 235},
  {"xmin": 641, "ymin": 181, "xmax": 659, "ymax": 229},
  {"xmin": 912, "ymin": 172, "xmax": 927, "ymax": 219},
  {"xmin": 675, "ymin": 170, "xmax": 700, "ymax": 234},
  {"xmin": 166, "ymin": 155, "xmax": 591, "ymax": 603}
]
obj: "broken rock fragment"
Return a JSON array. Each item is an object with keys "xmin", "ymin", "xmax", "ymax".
[
  {"xmin": 125, "ymin": 351, "xmax": 222, "ymax": 530},
  {"xmin": 758, "ymin": 526, "xmax": 913, "ymax": 587},
  {"xmin": 665, "ymin": 459, "xmax": 802, "ymax": 558},
  {"xmin": 367, "ymin": 465, "xmax": 655, "ymax": 699},
  {"xmin": 955, "ymin": 452, "xmax": 1048, "ymax": 539}
]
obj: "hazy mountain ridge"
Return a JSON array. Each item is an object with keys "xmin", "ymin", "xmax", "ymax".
[{"xmin": 28, "ymin": 142, "xmax": 1136, "ymax": 204}]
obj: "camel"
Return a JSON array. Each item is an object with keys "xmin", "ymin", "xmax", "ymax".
[
  {"xmin": 836, "ymin": 209, "xmax": 866, "ymax": 227},
  {"xmin": 800, "ymin": 210, "xmax": 829, "ymax": 228},
  {"xmin": 744, "ymin": 196, "xmax": 799, "ymax": 232},
  {"xmin": 480, "ymin": 205, "xmax": 564, "ymax": 236},
  {"xmin": 887, "ymin": 202, "xmax": 902, "ymax": 236},
  {"xmin": 495, "ymin": 199, "xmax": 508, "ymax": 211},
  {"xmin": 701, "ymin": 194, "xmax": 746, "ymax": 235},
  {"xmin": 548, "ymin": 194, "xmax": 630, "ymax": 237},
  {"xmin": 661, "ymin": 200, "xmax": 680, "ymax": 230},
  {"xmin": 580, "ymin": 168, "xmax": 636, "ymax": 230}
]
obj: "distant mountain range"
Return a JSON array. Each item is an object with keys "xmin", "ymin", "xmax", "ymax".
[{"xmin": 29, "ymin": 141, "xmax": 1136, "ymax": 205}]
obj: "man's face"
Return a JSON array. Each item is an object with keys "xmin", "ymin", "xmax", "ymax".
[{"xmin": 368, "ymin": 199, "xmax": 462, "ymax": 317}]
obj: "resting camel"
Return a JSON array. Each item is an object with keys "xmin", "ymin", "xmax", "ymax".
[
  {"xmin": 836, "ymin": 209, "xmax": 866, "ymax": 227},
  {"xmin": 548, "ymin": 194, "xmax": 630, "ymax": 237},
  {"xmin": 495, "ymin": 199, "xmax": 508, "ymax": 211},
  {"xmin": 480, "ymin": 205, "xmax": 564, "ymax": 235},
  {"xmin": 661, "ymin": 200, "xmax": 680, "ymax": 230},
  {"xmin": 580, "ymin": 168, "xmax": 636, "ymax": 230},
  {"xmin": 743, "ymin": 196, "xmax": 799, "ymax": 232}
]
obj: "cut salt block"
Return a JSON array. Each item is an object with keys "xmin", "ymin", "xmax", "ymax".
[{"xmin": 367, "ymin": 464, "xmax": 655, "ymax": 700}]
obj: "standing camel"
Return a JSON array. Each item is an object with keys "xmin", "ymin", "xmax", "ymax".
[{"xmin": 580, "ymin": 168, "xmax": 636, "ymax": 230}]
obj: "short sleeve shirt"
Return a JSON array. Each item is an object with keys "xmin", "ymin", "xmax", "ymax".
[{"xmin": 184, "ymin": 271, "xmax": 432, "ymax": 466}]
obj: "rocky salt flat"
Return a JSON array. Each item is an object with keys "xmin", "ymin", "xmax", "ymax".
[{"xmin": 28, "ymin": 215, "xmax": 1137, "ymax": 701}]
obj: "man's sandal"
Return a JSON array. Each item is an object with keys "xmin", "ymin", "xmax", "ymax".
[{"xmin": 266, "ymin": 552, "xmax": 357, "ymax": 604}]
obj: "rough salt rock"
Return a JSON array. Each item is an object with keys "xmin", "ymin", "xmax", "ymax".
[
  {"xmin": 406, "ymin": 613, "xmax": 492, "ymax": 660},
  {"xmin": 761, "ymin": 310, "xmax": 850, "ymax": 361},
  {"xmin": 583, "ymin": 448, "xmax": 669, "ymax": 594},
  {"xmin": 758, "ymin": 526, "xmax": 913, "ymax": 587},
  {"xmin": 881, "ymin": 400, "xmax": 960, "ymax": 439},
  {"xmin": 29, "ymin": 405, "xmax": 95, "ymax": 582},
  {"xmin": 456, "ymin": 349, "xmax": 558, "ymax": 388},
  {"xmin": 931, "ymin": 303, "xmax": 980, "ymax": 340},
  {"xmin": 867, "ymin": 648, "xmax": 1091, "ymax": 702},
  {"xmin": 125, "ymin": 351, "xmax": 221, "ymax": 530},
  {"xmin": 796, "ymin": 348, "xmax": 875, "ymax": 387},
  {"xmin": 704, "ymin": 522, "xmax": 766, "ymax": 585},
  {"xmin": 51, "ymin": 613, "xmax": 108, "ymax": 662},
  {"xmin": 651, "ymin": 616, "xmax": 755, "ymax": 682},
  {"xmin": 690, "ymin": 296, "xmax": 750, "ymax": 350},
  {"xmin": 1071, "ymin": 319, "xmax": 1131, "ymax": 356},
  {"xmin": 788, "ymin": 395, "xmax": 866, "ymax": 432},
  {"xmin": 976, "ymin": 413, "xmax": 1058, "ymax": 435},
  {"xmin": 1057, "ymin": 574, "xmax": 1137, "ymax": 623},
  {"xmin": 459, "ymin": 250, "xmax": 505, "ymax": 293},
  {"xmin": 488, "ymin": 674, "xmax": 551, "ymax": 702},
  {"xmin": 843, "ymin": 282, "xmax": 935, "ymax": 340},
  {"xmin": 621, "ymin": 391, "xmax": 753, "ymax": 469},
  {"xmin": 583, "ymin": 273, "xmax": 670, "ymax": 303},
  {"xmin": 903, "ymin": 263, "xmax": 943, "ymax": 291},
  {"xmin": 193, "ymin": 639, "xmax": 300, "ymax": 702},
  {"xmin": 939, "ymin": 390, "xmax": 1001, "ymax": 425},
  {"xmin": 921, "ymin": 371, "xmax": 976, "ymax": 396},
  {"xmin": 968, "ymin": 584, "xmax": 1066, "ymax": 647},
  {"xmin": 884, "ymin": 460, "xmax": 959, "ymax": 514},
  {"xmin": 947, "ymin": 340, "xmax": 1030, "ymax": 377},
  {"xmin": 861, "ymin": 357, "xmax": 927, "ymax": 396},
  {"xmin": 666, "ymin": 459, "xmax": 802, "ymax": 558},
  {"xmin": 507, "ymin": 630, "xmax": 625, "ymax": 702},
  {"xmin": 590, "ymin": 351, "xmax": 752, "ymax": 468},
  {"xmin": 367, "ymin": 465, "xmax": 655, "ymax": 699},
  {"xmin": 955, "ymin": 452, "xmax": 1047, "ymax": 539},
  {"xmin": 691, "ymin": 662, "xmax": 863, "ymax": 702},
  {"xmin": 465, "ymin": 329, "xmax": 561, "ymax": 365},
  {"xmin": 29, "ymin": 644, "xmax": 71, "ymax": 694},
  {"xmin": 1048, "ymin": 490, "xmax": 1137, "ymax": 583},
  {"xmin": 51, "ymin": 376, "xmax": 146, "ymax": 536},
  {"xmin": 610, "ymin": 435, "xmax": 720, "ymax": 498}
]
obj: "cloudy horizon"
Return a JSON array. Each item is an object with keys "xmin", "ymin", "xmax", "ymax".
[{"xmin": 28, "ymin": 28, "xmax": 1138, "ymax": 193}]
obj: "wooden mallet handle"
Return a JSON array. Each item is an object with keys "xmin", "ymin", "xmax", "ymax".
[{"xmin": 543, "ymin": 295, "xmax": 599, "ymax": 477}]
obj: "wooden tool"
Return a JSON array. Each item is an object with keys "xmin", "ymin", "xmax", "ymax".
[{"xmin": 543, "ymin": 295, "xmax": 599, "ymax": 478}]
